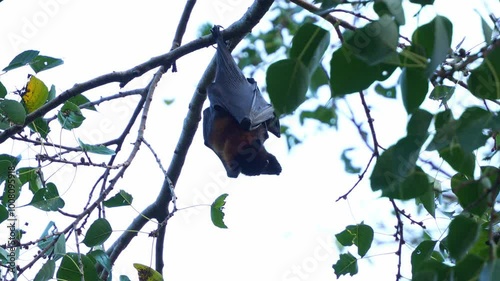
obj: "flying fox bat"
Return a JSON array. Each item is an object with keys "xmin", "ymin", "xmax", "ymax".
[{"xmin": 203, "ymin": 25, "xmax": 281, "ymax": 178}]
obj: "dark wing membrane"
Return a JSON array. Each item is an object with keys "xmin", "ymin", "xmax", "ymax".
[{"xmin": 207, "ymin": 25, "xmax": 280, "ymax": 136}]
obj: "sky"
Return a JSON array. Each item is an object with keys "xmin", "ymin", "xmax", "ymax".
[{"xmin": 0, "ymin": 0, "xmax": 498, "ymax": 280}]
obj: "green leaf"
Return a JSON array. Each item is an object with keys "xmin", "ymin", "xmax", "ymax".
[
  {"xmin": 18, "ymin": 167, "xmax": 42, "ymax": 193},
  {"xmin": 266, "ymin": 59, "xmax": 309, "ymax": 115},
  {"xmin": 197, "ymin": 22, "xmax": 213, "ymax": 37},
  {"xmin": 30, "ymin": 182, "xmax": 65, "ymax": 211},
  {"xmin": 438, "ymin": 143, "xmax": 475, "ymax": 178},
  {"xmin": 37, "ymin": 221, "xmax": 56, "ymax": 254},
  {"xmin": 290, "ymin": 23, "xmax": 330, "ymax": 72},
  {"xmin": 454, "ymin": 254, "xmax": 484, "ymax": 281},
  {"xmin": 447, "ymin": 215, "xmax": 480, "ymax": 261},
  {"xmin": 468, "ymin": 45, "xmax": 500, "ymax": 100},
  {"xmin": 3, "ymin": 50, "xmax": 40, "ymax": 72},
  {"xmin": 57, "ymin": 253, "xmax": 99, "ymax": 281},
  {"xmin": 411, "ymin": 240, "xmax": 437, "ymax": 271},
  {"xmin": 417, "ymin": 183, "xmax": 436, "ymax": 217},
  {"xmin": 481, "ymin": 166, "xmax": 499, "ymax": 189},
  {"xmin": 299, "ymin": 105, "xmax": 337, "ymax": 127},
  {"xmin": 0, "ymin": 99, "xmax": 26, "ymax": 125},
  {"xmin": 371, "ymin": 133, "xmax": 429, "ymax": 198},
  {"xmin": 261, "ymin": 29, "xmax": 283, "ymax": 55},
  {"xmin": 0, "ymin": 245, "xmax": 9, "ymax": 264},
  {"xmin": 451, "ymin": 174, "xmax": 488, "ymax": 216},
  {"xmin": 68, "ymin": 94, "xmax": 97, "ymax": 111},
  {"xmin": 426, "ymin": 109, "xmax": 456, "ymax": 151},
  {"xmin": 340, "ymin": 148, "xmax": 361, "ymax": 174},
  {"xmin": 82, "ymin": 218, "xmax": 113, "ymax": 247},
  {"xmin": 345, "ymin": 15, "xmax": 398, "ymax": 65},
  {"xmin": 427, "ymin": 107, "xmax": 498, "ymax": 152},
  {"xmin": 412, "ymin": 15, "xmax": 453, "ymax": 77},
  {"xmin": 455, "ymin": 107, "xmax": 494, "ymax": 152},
  {"xmin": 333, "ymin": 252, "xmax": 358, "ymax": 278},
  {"xmin": 335, "ymin": 224, "xmax": 374, "ymax": 257},
  {"xmin": 373, "ymin": 0, "xmax": 405, "ymax": 25},
  {"xmin": 266, "ymin": 23, "xmax": 329, "ymax": 115},
  {"xmin": 0, "ymin": 154, "xmax": 20, "ymax": 185},
  {"xmin": 133, "ymin": 263, "xmax": 164, "ymax": 281},
  {"xmin": 480, "ymin": 15, "xmax": 493, "ymax": 44},
  {"xmin": 480, "ymin": 259, "xmax": 500, "ymax": 281},
  {"xmin": 355, "ymin": 224, "xmax": 373, "ymax": 257},
  {"xmin": 407, "ymin": 109, "xmax": 433, "ymax": 138},
  {"xmin": 47, "ymin": 85, "xmax": 56, "ymax": 102},
  {"xmin": 164, "ymin": 98, "xmax": 175, "ymax": 106},
  {"xmin": 429, "ymin": 85, "xmax": 455, "ymax": 102},
  {"xmin": 88, "ymin": 250, "xmax": 112, "ymax": 272},
  {"xmin": 412, "ymin": 259, "xmax": 450, "ymax": 281},
  {"xmin": 0, "ymin": 82, "xmax": 7, "ymax": 98},
  {"xmin": 37, "ymin": 223, "xmax": 65, "ymax": 261},
  {"xmin": 237, "ymin": 46, "xmax": 263, "ymax": 69},
  {"xmin": 28, "ymin": 117, "xmax": 50, "ymax": 139},
  {"xmin": 103, "ymin": 190, "xmax": 133, "ymax": 208},
  {"xmin": 400, "ymin": 65, "xmax": 428, "ymax": 114},
  {"xmin": 309, "ymin": 65, "xmax": 329, "ymax": 96},
  {"xmin": 78, "ymin": 139, "xmax": 115, "ymax": 155},
  {"xmin": 119, "ymin": 276, "xmax": 132, "ymax": 281},
  {"xmin": 1, "ymin": 174, "xmax": 21, "ymax": 206},
  {"xmin": 374, "ymin": 83, "xmax": 396, "ymax": 98},
  {"xmin": 330, "ymin": 45, "xmax": 396, "ymax": 97},
  {"xmin": 34, "ymin": 260, "xmax": 56, "ymax": 281},
  {"xmin": 57, "ymin": 101, "xmax": 85, "ymax": 130},
  {"xmin": 29, "ymin": 55, "xmax": 64, "ymax": 73},
  {"xmin": 381, "ymin": 166, "xmax": 431, "ymax": 199},
  {"xmin": 53, "ymin": 234, "xmax": 66, "ymax": 260},
  {"xmin": 336, "ymin": 228, "xmax": 355, "ymax": 246},
  {"xmin": 0, "ymin": 204, "xmax": 7, "ymax": 223},
  {"xmin": 317, "ymin": 0, "xmax": 343, "ymax": 9},
  {"xmin": 211, "ymin": 193, "xmax": 228, "ymax": 229}
]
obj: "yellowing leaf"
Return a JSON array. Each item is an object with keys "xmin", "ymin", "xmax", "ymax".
[
  {"xmin": 22, "ymin": 75, "xmax": 49, "ymax": 113},
  {"xmin": 133, "ymin": 263, "xmax": 163, "ymax": 281}
]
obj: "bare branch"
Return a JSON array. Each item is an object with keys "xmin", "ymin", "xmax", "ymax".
[
  {"xmin": 105, "ymin": 0, "xmax": 277, "ymax": 273},
  {"xmin": 288, "ymin": 0, "xmax": 356, "ymax": 31},
  {"xmin": 0, "ymin": 2, "xmax": 270, "ymax": 144}
]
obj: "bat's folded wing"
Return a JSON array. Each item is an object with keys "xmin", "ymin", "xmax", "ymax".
[{"xmin": 208, "ymin": 25, "xmax": 280, "ymax": 137}]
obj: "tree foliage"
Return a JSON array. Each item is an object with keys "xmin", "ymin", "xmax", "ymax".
[{"xmin": 0, "ymin": 0, "xmax": 499, "ymax": 280}]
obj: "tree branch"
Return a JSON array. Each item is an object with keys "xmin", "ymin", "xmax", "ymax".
[
  {"xmin": 105, "ymin": 0, "xmax": 276, "ymax": 274},
  {"xmin": 0, "ymin": 0, "xmax": 271, "ymax": 144}
]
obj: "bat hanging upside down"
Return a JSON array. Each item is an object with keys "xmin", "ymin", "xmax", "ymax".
[{"xmin": 203, "ymin": 25, "xmax": 282, "ymax": 178}]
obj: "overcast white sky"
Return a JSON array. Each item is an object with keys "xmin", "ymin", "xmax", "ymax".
[{"xmin": 0, "ymin": 0, "xmax": 498, "ymax": 280}]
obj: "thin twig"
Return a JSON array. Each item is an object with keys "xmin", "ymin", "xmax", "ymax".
[
  {"xmin": 142, "ymin": 137, "xmax": 167, "ymax": 177},
  {"xmin": 105, "ymin": 0, "xmax": 276, "ymax": 274},
  {"xmin": 288, "ymin": 0, "xmax": 356, "ymax": 31},
  {"xmin": 390, "ymin": 199, "xmax": 404, "ymax": 281},
  {"xmin": 45, "ymin": 89, "xmax": 144, "ymax": 123},
  {"xmin": 0, "ymin": 14, "xmax": 266, "ymax": 144},
  {"xmin": 170, "ymin": 0, "xmax": 197, "ymax": 72},
  {"xmin": 336, "ymin": 154, "xmax": 376, "ymax": 201},
  {"xmin": 359, "ymin": 91, "xmax": 379, "ymax": 156}
]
